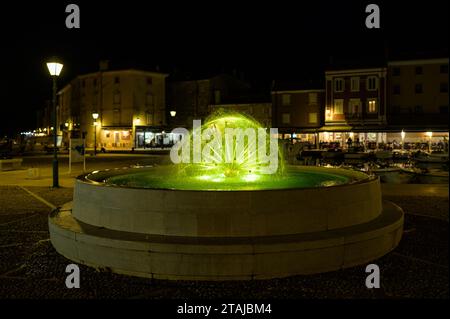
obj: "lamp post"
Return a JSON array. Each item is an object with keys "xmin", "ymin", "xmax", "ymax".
[
  {"xmin": 169, "ymin": 111, "xmax": 177, "ymax": 145},
  {"xmin": 46, "ymin": 60, "xmax": 63, "ymax": 188},
  {"xmin": 92, "ymin": 112, "xmax": 99, "ymax": 155}
]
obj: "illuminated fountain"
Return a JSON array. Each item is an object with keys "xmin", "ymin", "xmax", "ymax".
[{"xmin": 49, "ymin": 112, "xmax": 404, "ymax": 280}]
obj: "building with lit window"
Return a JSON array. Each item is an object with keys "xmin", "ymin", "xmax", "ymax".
[
  {"xmin": 322, "ymin": 67, "xmax": 388, "ymax": 146},
  {"xmin": 57, "ymin": 68, "xmax": 169, "ymax": 150},
  {"xmin": 271, "ymin": 81, "xmax": 325, "ymax": 144}
]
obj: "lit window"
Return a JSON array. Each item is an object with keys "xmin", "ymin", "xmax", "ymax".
[
  {"xmin": 282, "ymin": 113, "xmax": 290, "ymax": 124},
  {"xmin": 334, "ymin": 78, "xmax": 344, "ymax": 92},
  {"xmin": 367, "ymin": 76, "xmax": 378, "ymax": 91},
  {"xmin": 308, "ymin": 93, "xmax": 318, "ymax": 104},
  {"xmin": 282, "ymin": 94, "xmax": 291, "ymax": 106},
  {"xmin": 368, "ymin": 99, "xmax": 377, "ymax": 113},
  {"xmin": 350, "ymin": 77, "xmax": 360, "ymax": 92},
  {"xmin": 308, "ymin": 112, "xmax": 318, "ymax": 124},
  {"xmin": 325, "ymin": 108, "xmax": 332, "ymax": 120},
  {"xmin": 333, "ymin": 99, "xmax": 344, "ymax": 114}
]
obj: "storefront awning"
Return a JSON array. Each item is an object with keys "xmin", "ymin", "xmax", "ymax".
[{"xmin": 318, "ymin": 125, "xmax": 353, "ymax": 132}]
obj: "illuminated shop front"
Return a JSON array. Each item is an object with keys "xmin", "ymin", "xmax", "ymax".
[
  {"xmin": 277, "ymin": 128, "xmax": 449, "ymax": 152},
  {"xmin": 135, "ymin": 126, "xmax": 183, "ymax": 149},
  {"xmin": 100, "ymin": 127, "xmax": 133, "ymax": 149},
  {"xmin": 318, "ymin": 131, "xmax": 387, "ymax": 149}
]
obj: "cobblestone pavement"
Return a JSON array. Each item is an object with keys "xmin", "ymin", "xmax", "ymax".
[{"xmin": 0, "ymin": 186, "xmax": 448, "ymax": 299}]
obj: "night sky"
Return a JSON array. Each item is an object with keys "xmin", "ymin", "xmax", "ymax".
[{"xmin": 0, "ymin": 0, "xmax": 448, "ymax": 136}]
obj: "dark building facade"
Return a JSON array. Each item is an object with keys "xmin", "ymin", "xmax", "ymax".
[
  {"xmin": 387, "ymin": 58, "xmax": 449, "ymax": 132},
  {"xmin": 167, "ymin": 74, "xmax": 251, "ymax": 128}
]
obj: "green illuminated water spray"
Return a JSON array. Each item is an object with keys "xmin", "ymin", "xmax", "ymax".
[{"xmin": 171, "ymin": 111, "xmax": 284, "ymax": 184}]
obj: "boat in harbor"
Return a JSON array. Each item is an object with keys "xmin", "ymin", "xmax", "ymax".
[
  {"xmin": 374, "ymin": 150, "xmax": 393, "ymax": 160},
  {"xmin": 413, "ymin": 152, "xmax": 449, "ymax": 170},
  {"xmin": 413, "ymin": 151, "xmax": 449, "ymax": 163},
  {"xmin": 392, "ymin": 150, "xmax": 411, "ymax": 162},
  {"xmin": 344, "ymin": 152, "xmax": 370, "ymax": 160}
]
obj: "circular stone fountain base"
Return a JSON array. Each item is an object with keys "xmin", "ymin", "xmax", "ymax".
[{"xmin": 49, "ymin": 200, "xmax": 403, "ymax": 280}]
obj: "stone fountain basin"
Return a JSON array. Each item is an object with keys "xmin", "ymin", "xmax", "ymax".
[{"xmin": 71, "ymin": 166, "xmax": 381, "ymax": 237}]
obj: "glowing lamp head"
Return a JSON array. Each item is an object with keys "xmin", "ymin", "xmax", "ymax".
[
  {"xmin": 426, "ymin": 131, "xmax": 433, "ymax": 138},
  {"xmin": 92, "ymin": 112, "xmax": 99, "ymax": 120},
  {"xmin": 401, "ymin": 130, "xmax": 406, "ymax": 140},
  {"xmin": 46, "ymin": 61, "xmax": 63, "ymax": 76},
  {"xmin": 64, "ymin": 122, "xmax": 69, "ymax": 128},
  {"xmin": 170, "ymin": 110, "xmax": 177, "ymax": 117}
]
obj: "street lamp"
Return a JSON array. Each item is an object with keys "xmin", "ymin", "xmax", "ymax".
[
  {"xmin": 170, "ymin": 110, "xmax": 176, "ymax": 117},
  {"xmin": 46, "ymin": 59, "xmax": 63, "ymax": 188},
  {"xmin": 92, "ymin": 112, "xmax": 99, "ymax": 155}
]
